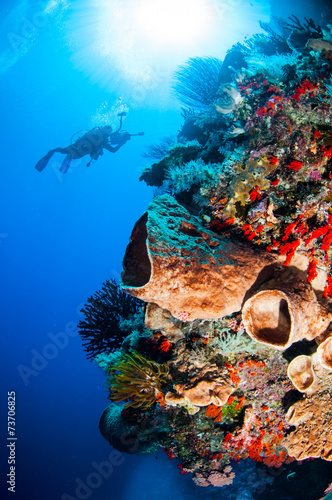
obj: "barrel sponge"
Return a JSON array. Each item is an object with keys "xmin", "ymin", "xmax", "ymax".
[
  {"xmin": 287, "ymin": 355, "xmax": 316, "ymax": 393},
  {"xmin": 317, "ymin": 336, "xmax": 332, "ymax": 371},
  {"xmin": 242, "ymin": 269, "xmax": 331, "ymax": 350},
  {"xmin": 99, "ymin": 404, "xmax": 161, "ymax": 455},
  {"xmin": 121, "ymin": 194, "xmax": 280, "ymax": 320}
]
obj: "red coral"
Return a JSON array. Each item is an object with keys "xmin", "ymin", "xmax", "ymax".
[
  {"xmin": 269, "ymin": 155, "xmax": 279, "ymax": 166},
  {"xmin": 291, "ymin": 79, "xmax": 317, "ymax": 101},
  {"xmin": 262, "ymin": 448, "xmax": 288, "ymax": 468},
  {"xmin": 156, "ymin": 393, "xmax": 166, "ymax": 406},
  {"xmin": 235, "ymin": 397, "xmax": 245, "ymax": 410},
  {"xmin": 321, "ymin": 228, "xmax": 332, "ymax": 253},
  {"xmin": 305, "ymin": 224, "xmax": 330, "ymax": 246},
  {"xmin": 225, "ymin": 362, "xmax": 240, "ymax": 386},
  {"xmin": 288, "ymin": 160, "xmax": 304, "ymax": 171},
  {"xmin": 250, "ymin": 186, "xmax": 262, "ymax": 202},
  {"xmin": 322, "ymin": 146, "xmax": 332, "ymax": 159},
  {"xmin": 160, "ymin": 339, "xmax": 172, "ymax": 352},
  {"xmin": 177, "ymin": 463, "xmax": 189, "ymax": 474},
  {"xmin": 278, "ymin": 240, "xmax": 301, "ymax": 266},
  {"xmin": 307, "ymin": 258, "xmax": 319, "ymax": 283},
  {"xmin": 163, "ymin": 447, "xmax": 175, "ymax": 459},
  {"xmin": 256, "ymin": 106, "xmax": 268, "ymax": 118},
  {"xmin": 242, "ymin": 224, "xmax": 258, "ymax": 242},
  {"xmin": 295, "ymin": 221, "xmax": 308, "ymax": 236},
  {"xmin": 256, "ymin": 94, "xmax": 284, "ymax": 118},
  {"xmin": 237, "ymin": 74, "xmax": 269, "ymax": 95},
  {"xmin": 323, "ymin": 275, "xmax": 332, "ymax": 298},
  {"xmin": 282, "ymin": 222, "xmax": 297, "ymax": 241},
  {"xmin": 206, "ymin": 404, "xmax": 223, "ymax": 422}
]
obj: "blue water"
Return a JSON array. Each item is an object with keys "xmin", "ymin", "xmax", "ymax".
[{"xmin": 1, "ymin": 1, "xmax": 330, "ymax": 499}]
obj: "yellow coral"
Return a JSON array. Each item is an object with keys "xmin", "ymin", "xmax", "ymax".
[
  {"xmin": 107, "ymin": 351, "xmax": 169, "ymax": 409},
  {"xmin": 224, "ymin": 157, "xmax": 275, "ymax": 217}
]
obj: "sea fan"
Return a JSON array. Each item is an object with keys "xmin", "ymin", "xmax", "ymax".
[
  {"xmin": 164, "ymin": 159, "xmax": 223, "ymax": 194},
  {"xmin": 171, "ymin": 57, "xmax": 223, "ymax": 110}
]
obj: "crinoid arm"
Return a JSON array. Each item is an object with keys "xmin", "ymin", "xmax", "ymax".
[{"xmin": 107, "ymin": 351, "xmax": 169, "ymax": 409}]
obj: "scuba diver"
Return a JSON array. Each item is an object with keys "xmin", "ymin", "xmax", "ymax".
[{"xmin": 35, "ymin": 112, "xmax": 144, "ymax": 173}]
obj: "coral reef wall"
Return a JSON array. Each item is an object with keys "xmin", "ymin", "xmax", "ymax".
[{"xmin": 80, "ymin": 14, "xmax": 332, "ymax": 499}]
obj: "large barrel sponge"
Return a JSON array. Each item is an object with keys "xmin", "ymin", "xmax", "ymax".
[{"xmin": 121, "ymin": 194, "xmax": 280, "ymax": 320}]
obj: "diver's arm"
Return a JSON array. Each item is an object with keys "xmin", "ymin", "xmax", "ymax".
[
  {"xmin": 104, "ymin": 143, "xmax": 125, "ymax": 153},
  {"xmin": 104, "ymin": 134, "xmax": 131, "ymax": 153}
]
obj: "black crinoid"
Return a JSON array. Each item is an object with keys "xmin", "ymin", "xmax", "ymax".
[
  {"xmin": 78, "ymin": 279, "xmax": 143, "ymax": 360},
  {"xmin": 171, "ymin": 56, "xmax": 223, "ymax": 111}
]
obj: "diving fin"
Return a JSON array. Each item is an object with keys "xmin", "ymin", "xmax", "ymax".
[
  {"xmin": 60, "ymin": 154, "xmax": 72, "ymax": 174},
  {"xmin": 35, "ymin": 151, "xmax": 54, "ymax": 172}
]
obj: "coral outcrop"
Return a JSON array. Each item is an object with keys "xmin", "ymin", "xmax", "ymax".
[
  {"xmin": 144, "ymin": 302, "xmax": 185, "ymax": 343},
  {"xmin": 166, "ymin": 372, "xmax": 235, "ymax": 407},
  {"xmin": 99, "ymin": 403, "xmax": 167, "ymax": 455},
  {"xmin": 284, "ymin": 354, "xmax": 332, "ymax": 461},
  {"xmin": 81, "ymin": 13, "xmax": 332, "ymax": 497}
]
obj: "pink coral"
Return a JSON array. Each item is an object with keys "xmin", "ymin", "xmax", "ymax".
[
  {"xmin": 208, "ymin": 468, "xmax": 235, "ymax": 487},
  {"xmin": 176, "ymin": 311, "xmax": 193, "ymax": 322},
  {"xmin": 193, "ymin": 466, "xmax": 235, "ymax": 488},
  {"xmin": 308, "ymin": 168, "xmax": 322, "ymax": 181}
]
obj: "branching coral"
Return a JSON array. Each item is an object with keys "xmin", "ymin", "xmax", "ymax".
[
  {"xmin": 139, "ymin": 142, "xmax": 202, "ymax": 188},
  {"xmin": 163, "ymin": 159, "xmax": 224, "ymax": 194},
  {"xmin": 107, "ymin": 351, "xmax": 169, "ymax": 409},
  {"xmin": 78, "ymin": 279, "xmax": 143, "ymax": 360},
  {"xmin": 211, "ymin": 327, "xmax": 263, "ymax": 359}
]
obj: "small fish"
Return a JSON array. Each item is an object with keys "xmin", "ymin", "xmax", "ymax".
[{"xmin": 287, "ymin": 472, "xmax": 296, "ymax": 480}]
